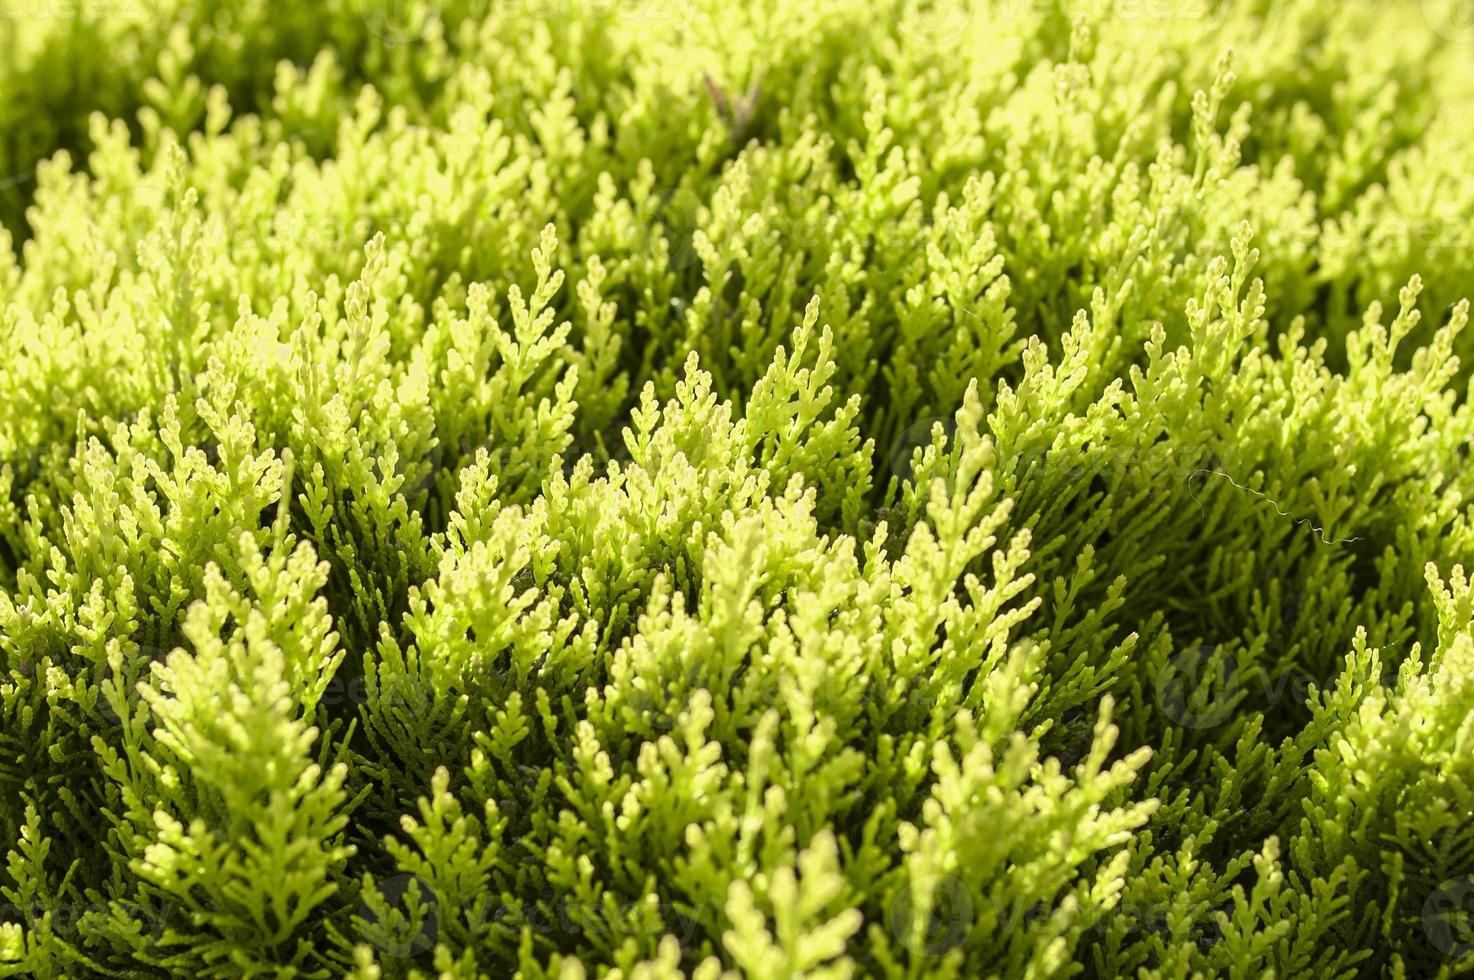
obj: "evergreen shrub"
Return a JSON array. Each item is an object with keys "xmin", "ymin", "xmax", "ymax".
[{"xmin": 3, "ymin": 0, "xmax": 1474, "ymax": 976}]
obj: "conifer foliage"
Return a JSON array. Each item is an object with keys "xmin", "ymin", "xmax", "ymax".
[{"xmin": 3, "ymin": 0, "xmax": 1474, "ymax": 976}]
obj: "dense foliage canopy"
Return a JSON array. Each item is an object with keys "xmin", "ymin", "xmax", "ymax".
[{"xmin": 3, "ymin": 0, "xmax": 1474, "ymax": 976}]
